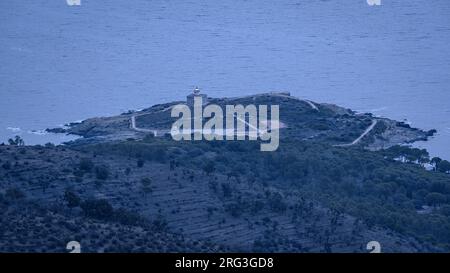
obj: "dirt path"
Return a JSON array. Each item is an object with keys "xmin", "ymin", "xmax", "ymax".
[
  {"xmin": 334, "ymin": 119, "xmax": 378, "ymax": 147},
  {"xmin": 130, "ymin": 115, "xmax": 153, "ymax": 133},
  {"xmin": 273, "ymin": 93, "xmax": 319, "ymax": 111},
  {"xmin": 129, "ymin": 105, "xmax": 175, "ymax": 134}
]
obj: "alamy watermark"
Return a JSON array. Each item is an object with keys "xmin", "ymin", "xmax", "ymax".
[
  {"xmin": 66, "ymin": 241, "xmax": 81, "ymax": 253},
  {"xmin": 170, "ymin": 96, "xmax": 280, "ymax": 152},
  {"xmin": 66, "ymin": 0, "xmax": 81, "ymax": 6},
  {"xmin": 366, "ymin": 241, "xmax": 381, "ymax": 253},
  {"xmin": 367, "ymin": 0, "xmax": 381, "ymax": 6}
]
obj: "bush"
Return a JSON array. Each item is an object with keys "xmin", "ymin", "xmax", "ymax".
[
  {"xmin": 426, "ymin": 192, "xmax": 447, "ymax": 207},
  {"xmin": 8, "ymin": 136, "xmax": 25, "ymax": 146},
  {"xmin": 95, "ymin": 165, "xmax": 110, "ymax": 180},
  {"xmin": 437, "ymin": 160, "xmax": 450, "ymax": 174},
  {"xmin": 225, "ymin": 202, "xmax": 242, "ymax": 217},
  {"xmin": 80, "ymin": 199, "xmax": 114, "ymax": 220},
  {"xmin": 137, "ymin": 159, "xmax": 145, "ymax": 168},
  {"xmin": 152, "ymin": 214, "xmax": 168, "ymax": 232},
  {"xmin": 2, "ymin": 161, "xmax": 11, "ymax": 170},
  {"xmin": 221, "ymin": 183, "xmax": 232, "ymax": 198},
  {"xmin": 79, "ymin": 158, "xmax": 94, "ymax": 172},
  {"xmin": 64, "ymin": 190, "xmax": 81, "ymax": 208},
  {"xmin": 114, "ymin": 208, "xmax": 144, "ymax": 225},
  {"xmin": 203, "ymin": 161, "xmax": 215, "ymax": 175},
  {"xmin": 440, "ymin": 205, "xmax": 450, "ymax": 217},
  {"xmin": 267, "ymin": 192, "xmax": 287, "ymax": 213},
  {"xmin": 5, "ymin": 188, "xmax": 25, "ymax": 200},
  {"xmin": 141, "ymin": 177, "xmax": 153, "ymax": 195},
  {"xmin": 154, "ymin": 147, "xmax": 167, "ymax": 163}
]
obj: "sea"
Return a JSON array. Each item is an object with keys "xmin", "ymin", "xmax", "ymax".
[{"xmin": 1, "ymin": 0, "xmax": 450, "ymax": 159}]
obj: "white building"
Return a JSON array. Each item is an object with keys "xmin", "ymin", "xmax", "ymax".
[{"xmin": 187, "ymin": 87, "xmax": 208, "ymax": 106}]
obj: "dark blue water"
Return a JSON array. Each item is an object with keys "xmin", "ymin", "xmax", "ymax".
[{"xmin": 1, "ymin": 0, "xmax": 450, "ymax": 159}]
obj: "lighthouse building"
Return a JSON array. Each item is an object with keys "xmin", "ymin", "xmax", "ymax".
[{"xmin": 187, "ymin": 87, "xmax": 208, "ymax": 106}]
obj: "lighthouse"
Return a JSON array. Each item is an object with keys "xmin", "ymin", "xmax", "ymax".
[{"xmin": 187, "ymin": 87, "xmax": 208, "ymax": 106}]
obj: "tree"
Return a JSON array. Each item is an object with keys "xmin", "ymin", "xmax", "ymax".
[
  {"xmin": 79, "ymin": 158, "xmax": 94, "ymax": 172},
  {"xmin": 153, "ymin": 214, "xmax": 168, "ymax": 232},
  {"xmin": 95, "ymin": 165, "xmax": 110, "ymax": 180},
  {"xmin": 437, "ymin": 160, "xmax": 450, "ymax": 174},
  {"xmin": 169, "ymin": 160, "xmax": 176, "ymax": 171},
  {"xmin": 8, "ymin": 136, "xmax": 24, "ymax": 146},
  {"xmin": 80, "ymin": 199, "xmax": 114, "ymax": 220},
  {"xmin": 154, "ymin": 147, "xmax": 166, "ymax": 163},
  {"xmin": 375, "ymin": 182, "xmax": 396, "ymax": 200},
  {"xmin": 40, "ymin": 179, "xmax": 51, "ymax": 193},
  {"xmin": 431, "ymin": 157, "xmax": 442, "ymax": 171},
  {"xmin": 137, "ymin": 159, "xmax": 145, "ymax": 168},
  {"xmin": 221, "ymin": 183, "xmax": 232, "ymax": 198},
  {"xmin": 426, "ymin": 192, "xmax": 446, "ymax": 207},
  {"xmin": 440, "ymin": 205, "xmax": 450, "ymax": 217},
  {"xmin": 1, "ymin": 161, "xmax": 11, "ymax": 170},
  {"xmin": 64, "ymin": 190, "xmax": 81, "ymax": 209},
  {"xmin": 141, "ymin": 178, "xmax": 153, "ymax": 196},
  {"xmin": 5, "ymin": 188, "xmax": 25, "ymax": 200},
  {"xmin": 268, "ymin": 192, "xmax": 287, "ymax": 213},
  {"xmin": 203, "ymin": 161, "xmax": 215, "ymax": 176}
]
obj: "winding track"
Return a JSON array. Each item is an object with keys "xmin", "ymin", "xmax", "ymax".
[
  {"xmin": 129, "ymin": 105, "xmax": 175, "ymax": 134},
  {"xmin": 130, "ymin": 102, "xmax": 376, "ymax": 147},
  {"xmin": 129, "ymin": 93, "xmax": 317, "ymax": 135},
  {"xmin": 334, "ymin": 119, "xmax": 378, "ymax": 147},
  {"xmin": 271, "ymin": 93, "xmax": 319, "ymax": 111},
  {"xmin": 130, "ymin": 115, "xmax": 153, "ymax": 133}
]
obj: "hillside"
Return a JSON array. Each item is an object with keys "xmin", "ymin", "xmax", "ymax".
[{"xmin": 2, "ymin": 94, "xmax": 450, "ymax": 253}]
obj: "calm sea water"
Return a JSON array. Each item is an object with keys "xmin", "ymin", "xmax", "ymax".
[{"xmin": 1, "ymin": 0, "xmax": 450, "ymax": 159}]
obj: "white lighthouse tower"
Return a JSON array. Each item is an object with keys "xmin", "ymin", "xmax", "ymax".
[{"xmin": 187, "ymin": 87, "xmax": 208, "ymax": 106}]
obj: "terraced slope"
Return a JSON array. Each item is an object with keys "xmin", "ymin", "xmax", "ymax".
[{"xmin": 0, "ymin": 145, "xmax": 434, "ymax": 252}]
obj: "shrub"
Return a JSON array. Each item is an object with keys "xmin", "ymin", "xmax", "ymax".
[
  {"xmin": 5, "ymin": 188, "xmax": 25, "ymax": 200},
  {"xmin": 221, "ymin": 183, "xmax": 232, "ymax": 198},
  {"xmin": 225, "ymin": 202, "xmax": 242, "ymax": 217},
  {"xmin": 141, "ymin": 178, "xmax": 153, "ymax": 195},
  {"xmin": 437, "ymin": 160, "xmax": 450, "ymax": 174},
  {"xmin": 114, "ymin": 208, "xmax": 144, "ymax": 225},
  {"xmin": 425, "ymin": 192, "xmax": 447, "ymax": 207},
  {"xmin": 8, "ymin": 136, "xmax": 25, "ymax": 146},
  {"xmin": 267, "ymin": 192, "xmax": 287, "ymax": 213},
  {"xmin": 95, "ymin": 165, "xmax": 110, "ymax": 180},
  {"xmin": 64, "ymin": 190, "xmax": 81, "ymax": 208},
  {"xmin": 80, "ymin": 199, "xmax": 114, "ymax": 220},
  {"xmin": 152, "ymin": 214, "xmax": 168, "ymax": 232},
  {"xmin": 137, "ymin": 159, "xmax": 145, "ymax": 168},
  {"xmin": 440, "ymin": 205, "xmax": 450, "ymax": 217},
  {"xmin": 203, "ymin": 161, "xmax": 215, "ymax": 175},
  {"xmin": 154, "ymin": 147, "xmax": 167, "ymax": 163},
  {"xmin": 2, "ymin": 161, "xmax": 11, "ymax": 170},
  {"xmin": 79, "ymin": 158, "xmax": 94, "ymax": 172}
]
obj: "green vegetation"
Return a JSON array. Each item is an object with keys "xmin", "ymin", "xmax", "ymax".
[
  {"xmin": 80, "ymin": 199, "xmax": 114, "ymax": 220},
  {"xmin": 7, "ymin": 136, "xmax": 25, "ymax": 146},
  {"xmin": 140, "ymin": 177, "xmax": 153, "ymax": 196},
  {"xmin": 0, "ymin": 94, "xmax": 445, "ymax": 252},
  {"xmin": 82, "ymin": 136, "xmax": 450, "ymax": 250},
  {"xmin": 94, "ymin": 165, "xmax": 110, "ymax": 180},
  {"xmin": 79, "ymin": 158, "xmax": 94, "ymax": 172},
  {"xmin": 5, "ymin": 188, "xmax": 26, "ymax": 200},
  {"xmin": 64, "ymin": 189, "xmax": 81, "ymax": 209}
]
